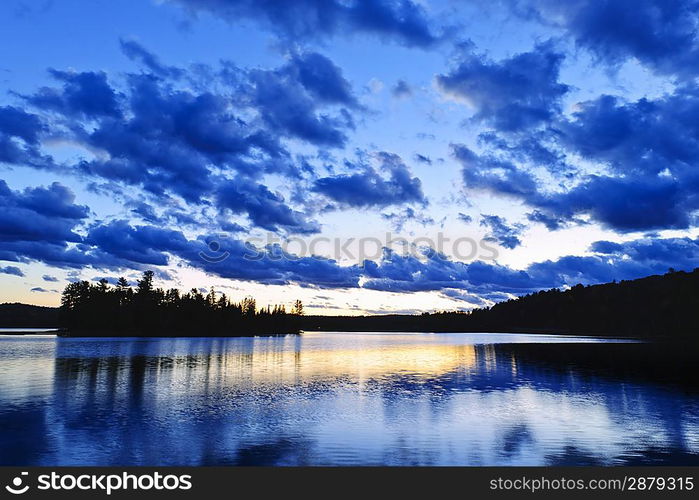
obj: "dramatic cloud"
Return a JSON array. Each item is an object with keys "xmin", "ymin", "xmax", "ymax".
[
  {"xmin": 247, "ymin": 63, "xmax": 355, "ymax": 148},
  {"xmin": 436, "ymin": 42, "xmax": 569, "ymax": 131},
  {"xmin": 5, "ymin": 46, "xmax": 369, "ymax": 234},
  {"xmin": 77, "ymin": 73, "xmax": 272, "ymax": 202},
  {"xmin": 2, "ymin": 179, "xmax": 695, "ymax": 305},
  {"xmin": 560, "ymin": 91, "xmax": 699, "ymax": 178},
  {"xmin": 505, "ymin": 0, "xmax": 699, "ymax": 77},
  {"xmin": 454, "ymin": 144, "xmax": 699, "ymax": 233},
  {"xmin": 168, "ymin": 0, "xmax": 440, "ymax": 47},
  {"xmin": 454, "ymin": 83, "xmax": 699, "ymax": 233},
  {"xmin": 314, "ymin": 152, "xmax": 426, "ymax": 208}
]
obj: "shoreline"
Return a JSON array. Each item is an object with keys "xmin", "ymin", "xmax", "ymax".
[
  {"xmin": 0, "ymin": 327, "xmax": 647, "ymax": 341},
  {"xmin": 0, "ymin": 328, "xmax": 60, "ymax": 335}
]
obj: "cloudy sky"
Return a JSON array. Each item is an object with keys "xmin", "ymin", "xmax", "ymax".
[{"xmin": 1, "ymin": 0, "xmax": 699, "ymax": 314}]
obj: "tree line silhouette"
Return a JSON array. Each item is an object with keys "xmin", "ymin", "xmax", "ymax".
[
  {"xmin": 299, "ymin": 268, "xmax": 699, "ymax": 338},
  {"xmin": 60, "ymin": 271, "xmax": 304, "ymax": 336},
  {"xmin": 461, "ymin": 267, "xmax": 699, "ymax": 338},
  {"xmin": 54, "ymin": 267, "xmax": 699, "ymax": 338}
]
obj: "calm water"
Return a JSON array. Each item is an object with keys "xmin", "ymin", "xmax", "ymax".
[{"xmin": 1, "ymin": 332, "xmax": 698, "ymax": 466}]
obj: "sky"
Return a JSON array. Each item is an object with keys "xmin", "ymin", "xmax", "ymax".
[{"xmin": 1, "ymin": 0, "xmax": 699, "ymax": 314}]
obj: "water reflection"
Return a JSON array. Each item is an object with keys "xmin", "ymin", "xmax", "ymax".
[{"xmin": 0, "ymin": 333, "xmax": 698, "ymax": 465}]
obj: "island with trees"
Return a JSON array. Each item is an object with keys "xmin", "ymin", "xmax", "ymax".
[{"xmin": 58, "ymin": 271, "xmax": 304, "ymax": 336}]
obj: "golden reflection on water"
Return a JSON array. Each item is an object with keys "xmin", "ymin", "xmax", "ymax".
[
  {"xmin": 137, "ymin": 343, "xmax": 486, "ymax": 391},
  {"xmin": 50, "ymin": 339, "xmax": 499, "ymax": 394},
  {"xmin": 244, "ymin": 343, "xmax": 478, "ymax": 381}
]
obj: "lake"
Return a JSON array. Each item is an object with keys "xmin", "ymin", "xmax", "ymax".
[{"xmin": 1, "ymin": 332, "xmax": 698, "ymax": 466}]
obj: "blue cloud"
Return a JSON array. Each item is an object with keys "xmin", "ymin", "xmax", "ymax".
[
  {"xmin": 381, "ymin": 207, "xmax": 434, "ymax": 231},
  {"xmin": 526, "ymin": 210, "xmax": 568, "ymax": 230},
  {"xmin": 42, "ymin": 274, "xmax": 59, "ymax": 282},
  {"xmin": 17, "ymin": 182, "xmax": 91, "ymax": 220},
  {"xmin": 184, "ymin": 239, "xmax": 362, "ymax": 288},
  {"xmin": 0, "ymin": 180, "xmax": 88, "ymax": 246},
  {"xmin": 452, "ymin": 144, "xmax": 539, "ymax": 199},
  {"xmin": 0, "ymin": 240, "xmax": 127, "ymax": 270},
  {"xmin": 413, "ymin": 153, "xmax": 432, "ymax": 165},
  {"xmin": 0, "ymin": 106, "xmax": 50, "ymax": 168},
  {"xmin": 75, "ymin": 225, "xmax": 361, "ymax": 288},
  {"xmin": 480, "ymin": 214, "xmax": 525, "ymax": 249},
  {"xmin": 477, "ymin": 130, "xmax": 568, "ymax": 176},
  {"xmin": 16, "ymin": 215, "xmax": 356, "ymax": 288},
  {"xmin": 27, "ymin": 69, "xmax": 122, "ymax": 118},
  {"xmin": 538, "ymin": 175, "xmax": 691, "ymax": 232},
  {"xmin": 507, "ymin": 0, "xmax": 699, "ymax": 77},
  {"xmin": 0, "ymin": 182, "xmax": 170, "ymax": 270},
  {"xmin": 457, "ymin": 213, "xmax": 473, "ymax": 224},
  {"xmin": 361, "ymin": 248, "xmax": 546, "ymax": 294},
  {"xmin": 85, "ymin": 220, "xmax": 190, "ymax": 266},
  {"xmin": 169, "ymin": 0, "xmax": 440, "ymax": 47},
  {"xmin": 314, "ymin": 152, "xmax": 426, "ymax": 208},
  {"xmin": 392, "ymin": 79, "xmax": 413, "ymax": 98},
  {"xmin": 287, "ymin": 52, "xmax": 359, "ymax": 107},
  {"xmin": 436, "ymin": 41, "xmax": 569, "ymax": 131},
  {"xmin": 560, "ymin": 91, "xmax": 699, "ymax": 177},
  {"xmin": 0, "ymin": 265, "xmax": 24, "ymax": 277},
  {"xmin": 8, "ymin": 45, "xmax": 361, "ymax": 234},
  {"xmin": 248, "ymin": 65, "xmax": 355, "ymax": 148},
  {"xmin": 119, "ymin": 39, "xmax": 184, "ymax": 79},
  {"xmin": 0, "ymin": 106, "xmax": 44, "ymax": 144},
  {"xmin": 129, "ymin": 202, "xmax": 161, "ymax": 224},
  {"xmin": 589, "ymin": 237, "xmax": 699, "ymax": 271},
  {"xmin": 440, "ymin": 288, "xmax": 493, "ymax": 307},
  {"xmin": 453, "ymin": 84, "xmax": 699, "ymax": 233},
  {"xmin": 2, "ymin": 181, "xmax": 695, "ymax": 303},
  {"xmin": 361, "ymin": 236, "xmax": 699, "ymax": 296},
  {"xmin": 215, "ymin": 177, "xmax": 319, "ymax": 234}
]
